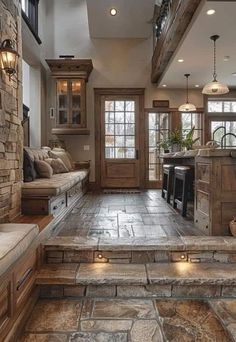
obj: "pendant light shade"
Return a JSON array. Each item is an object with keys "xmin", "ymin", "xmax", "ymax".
[
  {"xmin": 202, "ymin": 35, "xmax": 229, "ymax": 95},
  {"xmin": 178, "ymin": 73, "xmax": 196, "ymax": 112}
]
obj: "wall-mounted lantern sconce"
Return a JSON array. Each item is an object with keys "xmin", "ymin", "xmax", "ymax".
[{"xmin": 0, "ymin": 39, "xmax": 19, "ymax": 80}]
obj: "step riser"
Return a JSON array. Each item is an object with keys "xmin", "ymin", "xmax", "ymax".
[
  {"xmin": 39, "ymin": 284, "xmax": 236, "ymax": 299},
  {"xmin": 46, "ymin": 249, "xmax": 236, "ymax": 264}
]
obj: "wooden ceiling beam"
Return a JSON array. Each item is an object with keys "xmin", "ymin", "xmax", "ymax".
[{"xmin": 151, "ymin": 0, "xmax": 202, "ymax": 84}]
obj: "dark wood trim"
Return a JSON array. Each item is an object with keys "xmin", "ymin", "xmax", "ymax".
[
  {"xmin": 151, "ymin": 0, "xmax": 202, "ymax": 84},
  {"xmin": 94, "ymin": 88, "xmax": 145, "ymax": 190}
]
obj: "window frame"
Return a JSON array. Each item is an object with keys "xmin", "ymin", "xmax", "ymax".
[
  {"xmin": 22, "ymin": 0, "xmax": 42, "ymax": 45},
  {"xmin": 180, "ymin": 111, "xmax": 204, "ymax": 145}
]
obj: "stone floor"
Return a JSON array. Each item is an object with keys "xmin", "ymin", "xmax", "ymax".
[
  {"xmin": 20, "ymin": 298, "xmax": 235, "ymax": 341},
  {"xmin": 56, "ymin": 191, "xmax": 203, "ymax": 239}
]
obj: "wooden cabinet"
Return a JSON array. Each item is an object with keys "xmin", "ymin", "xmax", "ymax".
[
  {"xmin": 195, "ymin": 154, "xmax": 236, "ymax": 235},
  {"xmin": 56, "ymin": 79, "xmax": 86, "ymax": 128},
  {"xmin": 0, "ymin": 274, "xmax": 13, "ymax": 337},
  {"xmin": 46, "ymin": 58, "xmax": 93, "ymax": 136}
]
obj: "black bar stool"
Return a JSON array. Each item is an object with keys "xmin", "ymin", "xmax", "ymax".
[
  {"xmin": 173, "ymin": 166, "xmax": 194, "ymax": 217},
  {"xmin": 162, "ymin": 164, "xmax": 175, "ymax": 204}
]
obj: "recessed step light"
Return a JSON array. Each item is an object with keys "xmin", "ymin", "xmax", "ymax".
[
  {"xmin": 195, "ymin": 85, "xmax": 200, "ymax": 88},
  {"xmin": 110, "ymin": 8, "xmax": 117, "ymax": 16},
  {"xmin": 207, "ymin": 9, "xmax": 215, "ymax": 15},
  {"xmin": 162, "ymin": 84, "xmax": 167, "ymax": 87},
  {"xmin": 178, "ymin": 59, "xmax": 184, "ymax": 63}
]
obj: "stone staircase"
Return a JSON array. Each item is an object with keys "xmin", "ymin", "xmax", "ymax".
[{"xmin": 36, "ymin": 235, "xmax": 236, "ymax": 300}]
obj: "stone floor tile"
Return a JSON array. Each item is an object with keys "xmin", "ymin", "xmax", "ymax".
[
  {"xmin": 182, "ymin": 236, "xmax": 228, "ymax": 251},
  {"xmin": 210, "ymin": 299, "xmax": 236, "ymax": 326},
  {"xmin": 130, "ymin": 320, "xmax": 163, "ymax": 342},
  {"xmin": 20, "ymin": 334, "xmax": 68, "ymax": 342},
  {"xmin": 87, "ymin": 229, "xmax": 118, "ymax": 238},
  {"xmin": 156, "ymin": 300, "xmax": 231, "ymax": 342},
  {"xmin": 80, "ymin": 319, "xmax": 132, "ymax": 332},
  {"xmin": 76, "ymin": 263, "xmax": 147, "ymax": 285},
  {"xmin": 147, "ymin": 263, "xmax": 236, "ymax": 285},
  {"xmin": 92, "ymin": 299, "xmax": 156, "ymax": 319},
  {"xmin": 25, "ymin": 300, "xmax": 82, "ymax": 332},
  {"xmin": 69, "ymin": 332, "xmax": 127, "ymax": 342},
  {"xmin": 36, "ymin": 264, "xmax": 78, "ymax": 285}
]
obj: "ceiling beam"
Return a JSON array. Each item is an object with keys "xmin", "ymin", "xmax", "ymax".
[{"xmin": 151, "ymin": 0, "xmax": 202, "ymax": 84}]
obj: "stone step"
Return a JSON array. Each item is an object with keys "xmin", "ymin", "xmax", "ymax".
[
  {"xmin": 36, "ymin": 262, "xmax": 236, "ymax": 299},
  {"xmin": 44, "ymin": 236, "xmax": 236, "ymax": 264}
]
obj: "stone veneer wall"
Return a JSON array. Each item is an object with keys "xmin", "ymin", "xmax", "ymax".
[{"xmin": 0, "ymin": 0, "xmax": 22, "ymax": 222}]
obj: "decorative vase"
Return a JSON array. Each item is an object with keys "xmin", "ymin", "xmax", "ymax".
[
  {"xmin": 229, "ymin": 217, "xmax": 236, "ymax": 236},
  {"xmin": 171, "ymin": 144, "xmax": 181, "ymax": 152}
]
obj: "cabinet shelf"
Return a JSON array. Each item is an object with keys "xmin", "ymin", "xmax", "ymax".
[{"xmin": 52, "ymin": 128, "xmax": 90, "ymax": 135}]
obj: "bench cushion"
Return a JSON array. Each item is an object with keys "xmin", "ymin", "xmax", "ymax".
[
  {"xmin": 22, "ymin": 170, "xmax": 89, "ymax": 197},
  {"xmin": 0, "ymin": 224, "xmax": 39, "ymax": 277}
]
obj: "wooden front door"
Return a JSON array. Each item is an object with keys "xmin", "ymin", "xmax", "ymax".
[{"xmin": 100, "ymin": 95, "xmax": 141, "ymax": 188}]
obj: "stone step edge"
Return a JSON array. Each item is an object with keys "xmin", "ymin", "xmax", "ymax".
[
  {"xmin": 35, "ymin": 262, "xmax": 236, "ymax": 286},
  {"xmin": 39, "ymin": 283, "xmax": 236, "ymax": 300},
  {"xmin": 44, "ymin": 235, "xmax": 236, "ymax": 252}
]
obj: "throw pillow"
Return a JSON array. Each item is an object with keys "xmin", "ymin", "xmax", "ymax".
[
  {"xmin": 23, "ymin": 149, "xmax": 37, "ymax": 182},
  {"xmin": 49, "ymin": 150, "xmax": 73, "ymax": 171},
  {"xmin": 34, "ymin": 160, "xmax": 53, "ymax": 178},
  {"xmin": 45, "ymin": 158, "xmax": 69, "ymax": 174}
]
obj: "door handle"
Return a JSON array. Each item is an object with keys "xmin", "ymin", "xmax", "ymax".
[{"xmin": 136, "ymin": 150, "xmax": 139, "ymax": 160}]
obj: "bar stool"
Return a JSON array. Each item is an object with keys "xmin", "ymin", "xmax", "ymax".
[
  {"xmin": 172, "ymin": 166, "xmax": 194, "ymax": 217},
  {"xmin": 162, "ymin": 164, "xmax": 175, "ymax": 204}
]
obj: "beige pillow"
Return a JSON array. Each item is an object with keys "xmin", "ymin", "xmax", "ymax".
[
  {"xmin": 49, "ymin": 150, "xmax": 74, "ymax": 170},
  {"xmin": 45, "ymin": 158, "xmax": 69, "ymax": 174},
  {"xmin": 34, "ymin": 160, "xmax": 53, "ymax": 178}
]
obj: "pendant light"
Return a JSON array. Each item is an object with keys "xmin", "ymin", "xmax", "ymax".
[
  {"xmin": 202, "ymin": 35, "xmax": 229, "ymax": 95},
  {"xmin": 178, "ymin": 74, "xmax": 196, "ymax": 112}
]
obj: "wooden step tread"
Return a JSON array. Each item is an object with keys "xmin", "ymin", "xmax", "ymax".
[{"xmin": 36, "ymin": 262, "xmax": 236, "ymax": 286}]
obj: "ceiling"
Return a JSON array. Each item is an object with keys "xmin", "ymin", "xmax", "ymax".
[
  {"xmin": 86, "ymin": 0, "xmax": 155, "ymax": 39},
  {"xmin": 159, "ymin": 1, "xmax": 236, "ymax": 89}
]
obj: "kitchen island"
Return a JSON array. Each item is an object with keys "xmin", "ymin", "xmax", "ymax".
[{"xmin": 162, "ymin": 149, "xmax": 236, "ymax": 236}]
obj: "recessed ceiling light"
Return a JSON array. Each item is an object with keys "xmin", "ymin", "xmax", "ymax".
[
  {"xmin": 162, "ymin": 84, "xmax": 167, "ymax": 87},
  {"xmin": 232, "ymin": 72, "xmax": 236, "ymax": 76},
  {"xmin": 178, "ymin": 59, "xmax": 184, "ymax": 63},
  {"xmin": 110, "ymin": 8, "xmax": 117, "ymax": 16},
  {"xmin": 195, "ymin": 85, "xmax": 200, "ymax": 88},
  {"xmin": 207, "ymin": 9, "xmax": 215, "ymax": 15}
]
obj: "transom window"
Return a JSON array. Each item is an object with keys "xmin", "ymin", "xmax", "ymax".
[
  {"xmin": 148, "ymin": 112, "xmax": 169, "ymax": 181},
  {"xmin": 181, "ymin": 112, "xmax": 203, "ymax": 144},
  {"xmin": 104, "ymin": 100, "xmax": 136, "ymax": 159},
  {"xmin": 208, "ymin": 100, "xmax": 236, "ymax": 113}
]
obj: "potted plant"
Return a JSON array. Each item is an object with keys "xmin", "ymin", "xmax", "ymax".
[
  {"xmin": 158, "ymin": 140, "xmax": 170, "ymax": 153},
  {"xmin": 182, "ymin": 126, "xmax": 200, "ymax": 150}
]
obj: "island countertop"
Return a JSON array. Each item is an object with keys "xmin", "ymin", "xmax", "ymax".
[{"xmin": 161, "ymin": 148, "xmax": 236, "ymax": 159}]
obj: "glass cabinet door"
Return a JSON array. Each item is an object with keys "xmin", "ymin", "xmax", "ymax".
[
  {"xmin": 71, "ymin": 81, "xmax": 81, "ymax": 125},
  {"xmin": 57, "ymin": 80, "xmax": 69, "ymax": 125},
  {"xmin": 56, "ymin": 79, "xmax": 86, "ymax": 128}
]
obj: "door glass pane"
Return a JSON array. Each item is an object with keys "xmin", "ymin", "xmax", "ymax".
[
  {"xmin": 105, "ymin": 100, "xmax": 136, "ymax": 159},
  {"xmin": 148, "ymin": 112, "xmax": 169, "ymax": 181},
  {"xmin": 57, "ymin": 81, "xmax": 68, "ymax": 124}
]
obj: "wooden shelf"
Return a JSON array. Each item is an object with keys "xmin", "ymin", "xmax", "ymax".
[{"xmin": 52, "ymin": 128, "xmax": 90, "ymax": 135}]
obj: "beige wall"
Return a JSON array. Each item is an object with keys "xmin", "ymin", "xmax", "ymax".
[
  {"xmin": 0, "ymin": 0, "xmax": 22, "ymax": 221},
  {"xmin": 44, "ymin": 0, "xmax": 204, "ymax": 181}
]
